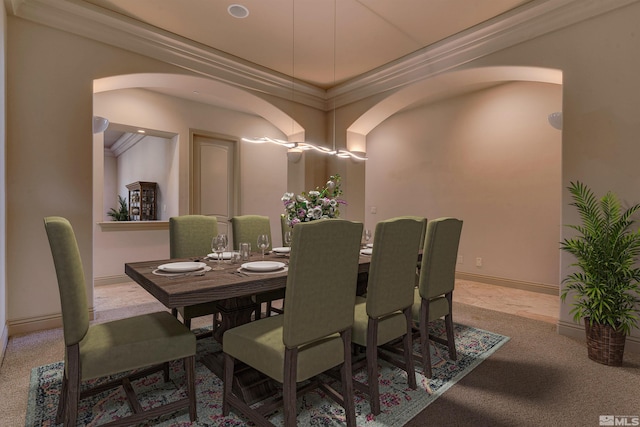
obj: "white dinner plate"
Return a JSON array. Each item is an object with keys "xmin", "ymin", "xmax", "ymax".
[
  {"xmin": 157, "ymin": 261, "xmax": 206, "ymax": 273},
  {"xmin": 207, "ymin": 252, "xmax": 233, "ymax": 260},
  {"xmin": 360, "ymin": 248, "xmax": 373, "ymax": 256},
  {"xmin": 241, "ymin": 261, "xmax": 286, "ymax": 272},
  {"xmin": 272, "ymin": 247, "xmax": 291, "ymax": 254}
]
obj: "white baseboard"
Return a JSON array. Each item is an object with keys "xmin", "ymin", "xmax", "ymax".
[
  {"xmin": 8, "ymin": 308, "xmax": 95, "ymax": 337},
  {"xmin": 94, "ymin": 274, "xmax": 131, "ymax": 287},
  {"xmin": 557, "ymin": 320, "xmax": 640, "ymax": 354},
  {"xmin": 1, "ymin": 322, "xmax": 8, "ymax": 366},
  {"xmin": 456, "ymin": 272, "xmax": 559, "ymax": 296}
]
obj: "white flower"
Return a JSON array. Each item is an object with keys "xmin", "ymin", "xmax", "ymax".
[
  {"xmin": 281, "ymin": 192, "xmax": 294, "ymax": 201},
  {"xmin": 311, "ymin": 206, "xmax": 323, "ymax": 219}
]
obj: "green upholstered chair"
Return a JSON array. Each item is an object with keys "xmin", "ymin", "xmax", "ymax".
[
  {"xmin": 222, "ymin": 219, "xmax": 363, "ymax": 427},
  {"xmin": 44, "ymin": 216, "xmax": 197, "ymax": 426},
  {"xmin": 395, "ymin": 215, "xmax": 427, "ymax": 275},
  {"xmin": 230, "ymin": 214, "xmax": 283, "ymax": 319},
  {"xmin": 351, "ymin": 217, "xmax": 425, "ymax": 415},
  {"xmin": 395, "ymin": 215, "xmax": 427, "ymax": 249},
  {"xmin": 412, "ymin": 217, "xmax": 463, "ymax": 378},
  {"xmin": 280, "ymin": 213, "xmax": 292, "ymax": 246},
  {"xmin": 169, "ymin": 215, "xmax": 220, "ymax": 337}
]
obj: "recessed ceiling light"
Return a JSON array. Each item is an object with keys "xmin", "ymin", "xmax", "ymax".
[
  {"xmin": 137, "ymin": 129, "xmax": 146, "ymax": 134},
  {"xmin": 228, "ymin": 4, "xmax": 249, "ymax": 19}
]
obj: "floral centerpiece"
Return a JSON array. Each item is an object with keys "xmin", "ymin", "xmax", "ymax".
[{"xmin": 282, "ymin": 174, "xmax": 346, "ymax": 226}]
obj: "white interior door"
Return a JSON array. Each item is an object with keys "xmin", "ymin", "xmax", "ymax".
[{"xmin": 192, "ymin": 134, "xmax": 236, "ymax": 240}]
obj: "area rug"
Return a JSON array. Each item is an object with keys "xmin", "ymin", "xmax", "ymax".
[{"xmin": 26, "ymin": 321, "xmax": 508, "ymax": 426}]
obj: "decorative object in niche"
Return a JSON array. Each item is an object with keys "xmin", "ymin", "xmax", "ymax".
[{"xmin": 126, "ymin": 181, "xmax": 158, "ymax": 221}]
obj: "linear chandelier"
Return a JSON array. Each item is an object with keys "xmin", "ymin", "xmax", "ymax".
[
  {"xmin": 242, "ymin": 0, "xmax": 367, "ymax": 161},
  {"xmin": 241, "ymin": 137, "xmax": 367, "ymax": 161}
]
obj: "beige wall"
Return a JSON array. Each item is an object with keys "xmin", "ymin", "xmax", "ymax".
[
  {"xmin": 5, "ymin": 2, "xmax": 640, "ymax": 352},
  {"xmin": 94, "ymin": 87, "xmax": 291, "ymax": 282},
  {"xmin": 348, "ymin": 2, "xmax": 640, "ymax": 348},
  {"xmin": 472, "ymin": 3, "xmax": 640, "ymax": 346},
  {"xmin": 5, "ymin": 18, "xmax": 317, "ymax": 334},
  {"xmin": 366, "ymin": 82, "xmax": 562, "ymax": 286}
]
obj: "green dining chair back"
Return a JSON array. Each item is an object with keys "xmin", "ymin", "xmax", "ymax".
[
  {"xmin": 412, "ymin": 217, "xmax": 463, "ymax": 378},
  {"xmin": 169, "ymin": 215, "xmax": 220, "ymax": 336},
  {"xmin": 222, "ymin": 219, "xmax": 363, "ymax": 427},
  {"xmin": 394, "ymin": 215, "xmax": 427, "ymax": 249},
  {"xmin": 280, "ymin": 213, "xmax": 291, "ymax": 246},
  {"xmin": 44, "ymin": 216, "xmax": 197, "ymax": 426},
  {"xmin": 170, "ymin": 214, "xmax": 218, "ymax": 258},
  {"xmin": 230, "ymin": 214, "xmax": 272, "ymax": 251},
  {"xmin": 351, "ymin": 217, "xmax": 425, "ymax": 415},
  {"xmin": 231, "ymin": 214, "xmax": 281, "ymax": 319}
]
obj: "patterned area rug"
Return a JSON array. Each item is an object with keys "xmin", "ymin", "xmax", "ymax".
[{"xmin": 26, "ymin": 321, "xmax": 508, "ymax": 426}]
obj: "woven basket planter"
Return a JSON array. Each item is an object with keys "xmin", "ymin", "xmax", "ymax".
[{"xmin": 584, "ymin": 318, "xmax": 626, "ymax": 366}]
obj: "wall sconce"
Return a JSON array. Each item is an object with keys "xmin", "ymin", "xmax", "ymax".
[
  {"xmin": 287, "ymin": 148, "xmax": 303, "ymax": 163},
  {"xmin": 93, "ymin": 116, "xmax": 109, "ymax": 133},
  {"xmin": 548, "ymin": 112, "xmax": 562, "ymax": 130}
]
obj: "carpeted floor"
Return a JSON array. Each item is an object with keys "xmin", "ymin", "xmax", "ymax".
[
  {"xmin": 406, "ymin": 304, "xmax": 640, "ymax": 427},
  {"xmin": 2, "ymin": 293, "xmax": 639, "ymax": 426},
  {"xmin": 25, "ymin": 322, "xmax": 508, "ymax": 426}
]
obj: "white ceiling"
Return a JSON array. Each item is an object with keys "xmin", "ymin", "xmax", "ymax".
[{"xmin": 83, "ymin": 0, "xmax": 532, "ymax": 89}]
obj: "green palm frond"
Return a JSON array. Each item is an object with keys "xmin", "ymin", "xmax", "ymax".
[
  {"xmin": 107, "ymin": 195, "xmax": 130, "ymax": 221},
  {"xmin": 561, "ymin": 181, "xmax": 640, "ymax": 335}
]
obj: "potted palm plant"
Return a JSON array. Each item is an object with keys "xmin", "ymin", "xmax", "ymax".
[
  {"xmin": 107, "ymin": 195, "xmax": 130, "ymax": 221},
  {"xmin": 561, "ymin": 181, "xmax": 640, "ymax": 366}
]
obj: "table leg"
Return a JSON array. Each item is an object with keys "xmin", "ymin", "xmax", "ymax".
[{"xmin": 213, "ymin": 296, "xmax": 256, "ymax": 342}]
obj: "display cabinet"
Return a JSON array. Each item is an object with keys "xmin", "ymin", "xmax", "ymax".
[{"xmin": 126, "ymin": 181, "xmax": 158, "ymax": 221}]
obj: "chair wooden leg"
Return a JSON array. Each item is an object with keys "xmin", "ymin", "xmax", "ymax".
[
  {"xmin": 420, "ymin": 299, "xmax": 433, "ymax": 378},
  {"xmin": 65, "ymin": 344, "xmax": 81, "ymax": 427},
  {"xmin": 184, "ymin": 317, "xmax": 192, "ymax": 330},
  {"xmin": 163, "ymin": 362, "xmax": 170, "ymax": 382},
  {"xmin": 445, "ymin": 293, "xmax": 457, "ymax": 360},
  {"xmin": 341, "ymin": 329, "xmax": 356, "ymax": 427},
  {"xmin": 55, "ymin": 371, "xmax": 68, "ymax": 424},
  {"xmin": 254, "ymin": 304, "xmax": 262, "ymax": 320},
  {"xmin": 366, "ymin": 317, "xmax": 381, "ymax": 415},
  {"xmin": 222, "ymin": 353, "xmax": 235, "ymax": 416},
  {"xmin": 283, "ymin": 347, "xmax": 298, "ymax": 427},
  {"xmin": 171, "ymin": 308, "xmax": 178, "ymax": 318},
  {"xmin": 185, "ymin": 355, "xmax": 197, "ymax": 422},
  {"xmin": 403, "ymin": 307, "xmax": 417, "ymax": 389}
]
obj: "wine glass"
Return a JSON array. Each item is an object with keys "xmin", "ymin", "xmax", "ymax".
[
  {"xmin": 363, "ymin": 229, "xmax": 372, "ymax": 247},
  {"xmin": 257, "ymin": 234, "xmax": 270, "ymax": 260},
  {"xmin": 284, "ymin": 230, "xmax": 292, "ymax": 247},
  {"xmin": 211, "ymin": 233, "xmax": 228, "ymax": 270}
]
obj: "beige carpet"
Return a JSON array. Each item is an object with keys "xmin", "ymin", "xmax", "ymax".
[{"xmin": 2, "ymin": 284, "xmax": 639, "ymax": 426}]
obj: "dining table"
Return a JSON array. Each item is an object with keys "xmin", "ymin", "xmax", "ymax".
[{"xmin": 124, "ymin": 250, "xmax": 373, "ymax": 404}]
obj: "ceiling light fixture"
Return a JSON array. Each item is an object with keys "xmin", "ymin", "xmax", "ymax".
[
  {"xmin": 243, "ymin": 1, "xmax": 365, "ymax": 160},
  {"xmin": 228, "ymin": 4, "xmax": 249, "ymax": 19}
]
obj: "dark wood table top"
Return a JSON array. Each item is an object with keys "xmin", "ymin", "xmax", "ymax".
[{"xmin": 125, "ymin": 252, "xmax": 373, "ymax": 309}]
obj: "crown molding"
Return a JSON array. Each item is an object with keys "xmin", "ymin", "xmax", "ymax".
[
  {"xmin": 327, "ymin": 0, "xmax": 640, "ymax": 108},
  {"xmin": 8, "ymin": 0, "xmax": 639, "ymax": 111},
  {"xmin": 110, "ymin": 132, "xmax": 145, "ymax": 157}
]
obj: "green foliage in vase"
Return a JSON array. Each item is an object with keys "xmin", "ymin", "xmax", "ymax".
[
  {"xmin": 560, "ymin": 181, "xmax": 640, "ymax": 335},
  {"xmin": 107, "ymin": 195, "xmax": 130, "ymax": 221}
]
